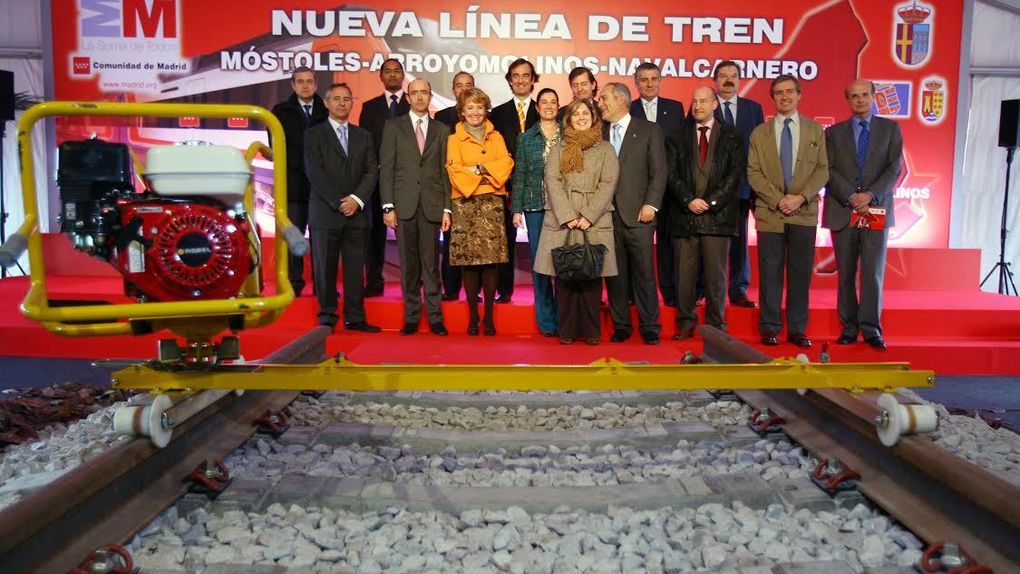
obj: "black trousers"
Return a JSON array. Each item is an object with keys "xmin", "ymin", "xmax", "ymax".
[
  {"xmin": 497, "ymin": 199, "xmax": 516, "ymax": 298},
  {"xmin": 365, "ymin": 188, "xmax": 386, "ymax": 291},
  {"xmin": 556, "ymin": 277, "xmax": 602, "ymax": 339},
  {"xmin": 396, "ymin": 214, "xmax": 443, "ymax": 325},
  {"xmin": 287, "ymin": 200, "xmax": 310, "ymax": 294},
  {"xmin": 757, "ymin": 224, "xmax": 816, "ymax": 336},
  {"xmin": 311, "ymin": 224, "xmax": 368, "ymax": 326},
  {"xmin": 605, "ymin": 214, "xmax": 660, "ymax": 335}
]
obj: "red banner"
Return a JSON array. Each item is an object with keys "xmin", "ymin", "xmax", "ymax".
[{"xmin": 50, "ymin": 0, "xmax": 961, "ymax": 246}]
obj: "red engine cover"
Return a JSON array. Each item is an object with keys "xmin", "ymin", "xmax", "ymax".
[{"xmin": 114, "ymin": 201, "xmax": 253, "ymax": 301}]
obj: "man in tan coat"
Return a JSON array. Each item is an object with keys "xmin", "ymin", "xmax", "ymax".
[{"xmin": 747, "ymin": 74, "xmax": 828, "ymax": 348}]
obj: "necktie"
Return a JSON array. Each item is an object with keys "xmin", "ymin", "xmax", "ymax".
[
  {"xmin": 698, "ymin": 126, "xmax": 709, "ymax": 166},
  {"xmin": 612, "ymin": 124, "xmax": 622, "ymax": 156},
  {"xmin": 723, "ymin": 101, "xmax": 735, "ymax": 127},
  {"xmin": 645, "ymin": 100, "xmax": 655, "ymax": 122},
  {"xmin": 389, "ymin": 94, "xmax": 398, "ymax": 118},
  {"xmin": 780, "ymin": 118, "xmax": 794, "ymax": 191},
  {"xmin": 337, "ymin": 124, "xmax": 348, "ymax": 155},
  {"xmin": 516, "ymin": 101, "xmax": 526, "ymax": 133},
  {"xmin": 303, "ymin": 104, "xmax": 312, "ymax": 124},
  {"xmin": 415, "ymin": 118, "xmax": 426, "ymax": 155},
  {"xmin": 857, "ymin": 120, "xmax": 869, "ymax": 187}
]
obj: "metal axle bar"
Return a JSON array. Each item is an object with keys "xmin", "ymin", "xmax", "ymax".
[{"xmin": 112, "ymin": 357, "xmax": 935, "ymax": 393}]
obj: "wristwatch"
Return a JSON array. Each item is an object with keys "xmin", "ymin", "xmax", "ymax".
[
  {"xmin": 382, "ymin": 207, "xmax": 394, "ymax": 214},
  {"xmin": 474, "ymin": 164, "xmax": 482, "ymax": 175}
]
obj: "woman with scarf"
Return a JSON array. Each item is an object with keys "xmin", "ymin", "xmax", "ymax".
[
  {"xmin": 533, "ymin": 99, "xmax": 619, "ymax": 345},
  {"xmin": 511, "ymin": 87, "xmax": 562, "ymax": 338},
  {"xmin": 447, "ymin": 88, "xmax": 515, "ymax": 336}
]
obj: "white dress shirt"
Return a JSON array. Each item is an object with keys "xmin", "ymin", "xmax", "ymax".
[{"xmin": 772, "ymin": 111, "xmax": 801, "ymax": 178}]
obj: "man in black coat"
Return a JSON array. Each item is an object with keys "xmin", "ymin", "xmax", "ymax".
[
  {"xmin": 305, "ymin": 83, "xmax": 380, "ymax": 332},
  {"xmin": 358, "ymin": 58, "xmax": 410, "ymax": 297},
  {"xmin": 269, "ymin": 66, "xmax": 328, "ymax": 295},
  {"xmin": 665, "ymin": 86, "xmax": 747, "ymax": 339},
  {"xmin": 489, "ymin": 58, "xmax": 541, "ymax": 304}
]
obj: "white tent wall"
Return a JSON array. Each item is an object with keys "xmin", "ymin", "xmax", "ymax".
[
  {"xmin": 1, "ymin": 0, "xmax": 45, "ymax": 276},
  {"xmin": 957, "ymin": 1, "xmax": 1020, "ymax": 292}
]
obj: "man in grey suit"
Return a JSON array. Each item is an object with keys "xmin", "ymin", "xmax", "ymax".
[
  {"xmin": 305, "ymin": 83, "xmax": 380, "ymax": 332},
  {"xmin": 380, "ymin": 79, "xmax": 453, "ymax": 336},
  {"xmin": 598, "ymin": 82, "xmax": 667, "ymax": 345},
  {"xmin": 824, "ymin": 79, "xmax": 903, "ymax": 350}
]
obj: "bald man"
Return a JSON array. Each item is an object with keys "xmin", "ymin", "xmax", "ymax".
[
  {"xmin": 824, "ymin": 79, "xmax": 903, "ymax": 350},
  {"xmin": 664, "ymin": 86, "xmax": 747, "ymax": 339},
  {"xmin": 379, "ymin": 79, "xmax": 453, "ymax": 336}
]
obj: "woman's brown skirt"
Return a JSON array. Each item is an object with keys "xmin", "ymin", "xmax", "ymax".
[{"xmin": 450, "ymin": 194, "xmax": 509, "ymax": 266}]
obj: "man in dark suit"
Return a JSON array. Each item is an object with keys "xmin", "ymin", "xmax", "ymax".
[
  {"xmin": 489, "ymin": 58, "xmax": 541, "ymax": 304},
  {"xmin": 598, "ymin": 82, "xmax": 667, "ymax": 345},
  {"xmin": 664, "ymin": 86, "xmax": 746, "ymax": 339},
  {"xmin": 305, "ymin": 83, "xmax": 380, "ymax": 332},
  {"xmin": 713, "ymin": 60, "xmax": 765, "ymax": 308},
  {"xmin": 630, "ymin": 62, "xmax": 684, "ymax": 308},
  {"xmin": 269, "ymin": 66, "xmax": 328, "ymax": 296},
  {"xmin": 558, "ymin": 67, "xmax": 600, "ymax": 122},
  {"xmin": 358, "ymin": 58, "xmax": 410, "ymax": 297},
  {"xmin": 434, "ymin": 72, "xmax": 474, "ymax": 301},
  {"xmin": 379, "ymin": 79, "xmax": 452, "ymax": 336},
  {"xmin": 435, "ymin": 72, "xmax": 474, "ymax": 133},
  {"xmin": 824, "ymin": 79, "xmax": 903, "ymax": 350}
]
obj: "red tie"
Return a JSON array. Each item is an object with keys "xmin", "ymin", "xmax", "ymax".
[{"xmin": 698, "ymin": 126, "xmax": 709, "ymax": 166}]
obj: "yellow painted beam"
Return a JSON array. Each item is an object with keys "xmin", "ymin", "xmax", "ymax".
[{"xmin": 111, "ymin": 357, "xmax": 935, "ymax": 393}]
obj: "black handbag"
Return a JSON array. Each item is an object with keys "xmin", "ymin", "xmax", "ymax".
[{"xmin": 551, "ymin": 229, "xmax": 607, "ymax": 283}]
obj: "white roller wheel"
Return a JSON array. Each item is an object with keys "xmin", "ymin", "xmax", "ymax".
[
  {"xmin": 112, "ymin": 394, "xmax": 174, "ymax": 447},
  {"xmin": 232, "ymin": 355, "xmax": 246, "ymax": 395},
  {"xmin": 876, "ymin": 392, "xmax": 938, "ymax": 447},
  {"xmin": 794, "ymin": 353, "xmax": 810, "ymax": 395}
]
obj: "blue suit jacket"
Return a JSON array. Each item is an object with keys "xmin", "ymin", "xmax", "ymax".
[
  {"xmin": 630, "ymin": 97, "xmax": 685, "ymax": 139},
  {"xmin": 712, "ymin": 97, "xmax": 764, "ymax": 199}
]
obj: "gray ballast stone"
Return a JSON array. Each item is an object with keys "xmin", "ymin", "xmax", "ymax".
[
  {"xmin": 773, "ymin": 562, "xmax": 857, "ymax": 574},
  {"xmin": 316, "ymin": 421, "xmax": 720, "ymax": 453},
  {"xmin": 344, "ymin": 390, "xmax": 687, "ymax": 408},
  {"xmin": 264, "ymin": 471, "xmax": 780, "ymax": 515},
  {"xmin": 209, "ymin": 479, "xmax": 273, "ymax": 514}
]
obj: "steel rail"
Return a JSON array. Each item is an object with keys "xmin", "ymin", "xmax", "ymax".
[
  {"xmin": 700, "ymin": 325, "xmax": 1020, "ymax": 573},
  {"xmin": 0, "ymin": 327, "xmax": 329, "ymax": 573}
]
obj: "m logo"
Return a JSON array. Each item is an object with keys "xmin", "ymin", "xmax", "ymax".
[
  {"xmin": 72, "ymin": 56, "xmax": 91, "ymax": 75},
  {"xmin": 80, "ymin": 0, "xmax": 178, "ymax": 39}
]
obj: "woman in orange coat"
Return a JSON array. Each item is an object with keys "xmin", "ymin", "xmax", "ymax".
[{"xmin": 446, "ymin": 88, "xmax": 515, "ymax": 336}]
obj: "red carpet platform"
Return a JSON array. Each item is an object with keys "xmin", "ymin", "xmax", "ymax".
[{"xmin": 1, "ymin": 235, "xmax": 1017, "ymax": 375}]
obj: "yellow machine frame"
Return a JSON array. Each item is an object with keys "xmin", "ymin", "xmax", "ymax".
[
  {"xmin": 8, "ymin": 102, "xmax": 299, "ymax": 337},
  {"xmin": 111, "ymin": 356, "xmax": 935, "ymax": 393}
]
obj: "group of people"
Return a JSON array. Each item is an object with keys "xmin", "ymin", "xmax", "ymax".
[{"xmin": 272, "ymin": 57, "xmax": 902, "ymax": 349}]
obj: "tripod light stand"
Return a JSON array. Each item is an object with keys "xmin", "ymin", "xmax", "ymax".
[{"xmin": 980, "ymin": 145, "xmax": 1018, "ymax": 295}]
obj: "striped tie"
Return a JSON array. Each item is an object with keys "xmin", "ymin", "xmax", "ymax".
[{"xmin": 516, "ymin": 101, "xmax": 526, "ymax": 133}]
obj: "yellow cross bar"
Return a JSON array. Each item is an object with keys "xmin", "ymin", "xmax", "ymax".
[
  {"xmin": 111, "ymin": 357, "xmax": 934, "ymax": 393},
  {"xmin": 896, "ymin": 24, "xmax": 913, "ymax": 62}
]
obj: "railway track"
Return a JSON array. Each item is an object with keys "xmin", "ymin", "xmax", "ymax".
[{"xmin": 0, "ymin": 326, "xmax": 1016, "ymax": 573}]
